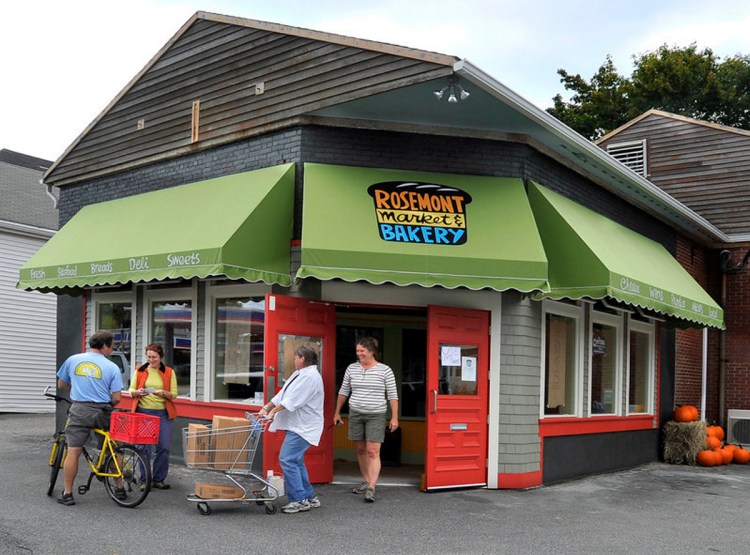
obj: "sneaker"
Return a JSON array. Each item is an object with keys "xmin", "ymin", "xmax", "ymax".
[
  {"xmin": 57, "ymin": 492, "xmax": 75, "ymax": 506},
  {"xmin": 352, "ymin": 482, "xmax": 369, "ymax": 494},
  {"xmin": 152, "ymin": 481, "xmax": 171, "ymax": 490},
  {"xmin": 281, "ymin": 500, "xmax": 311, "ymax": 514},
  {"xmin": 306, "ymin": 496, "xmax": 321, "ymax": 508},
  {"xmin": 364, "ymin": 486, "xmax": 375, "ymax": 503},
  {"xmin": 114, "ymin": 487, "xmax": 127, "ymax": 500}
]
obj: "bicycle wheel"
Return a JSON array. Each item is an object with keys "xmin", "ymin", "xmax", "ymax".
[
  {"xmin": 47, "ymin": 435, "xmax": 66, "ymax": 497},
  {"xmin": 103, "ymin": 445, "xmax": 151, "ymax": 508}
]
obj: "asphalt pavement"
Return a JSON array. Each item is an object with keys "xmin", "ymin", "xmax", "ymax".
[{"xmin": 3, "ymin": 412, "xmax": 749, "ymax": 554}]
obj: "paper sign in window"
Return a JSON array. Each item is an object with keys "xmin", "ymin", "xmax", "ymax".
[
  {"xmin": 547, "ymin": 319, "xmax": 567, "ymax": 408},
  {"xmin": 440, "ymin": 345, "xmax": 461, "ymax": 366},
  {"xmin": 461, "ymin": 356, "xmax": 477, "ymax": 382}
]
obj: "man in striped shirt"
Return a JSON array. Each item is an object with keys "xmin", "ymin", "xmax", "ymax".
[{"xmin": 333, "ymin": 337, "xmax": 398, "ymax": 503}]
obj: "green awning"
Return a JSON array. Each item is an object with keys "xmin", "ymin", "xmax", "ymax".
[
  {"xmin": 18, "ymin": 164, "xmax": 295, "ymax": 293},
  {"xmin": 527, "ymin": 181, "xmax": 724, "ymax": 329},
  {"xmin": 296, "ymin": 164, "xmax": 549, "ymax": 292}
]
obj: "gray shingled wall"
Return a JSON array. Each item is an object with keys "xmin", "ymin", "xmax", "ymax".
[{"xmin": 498, "ymin": 292, "xmax": 542, "ymax": 475}]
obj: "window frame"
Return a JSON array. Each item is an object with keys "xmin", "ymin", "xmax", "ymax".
[
  {"xmin": 91, "ymin": 288, "xmax": 136, "ymax": 390},
  {"xmin": 626, "ymin": 317, "xmax": 656, "ymax": 415},
  {"xmin": 540, "ymin": 300, "xmax": 585, "ymax": 418},
  {"xmin": 144, "ymin": 283, "xmax": 197, "ymax": 399},
  {"xmin": 588, "ymin": 309, "xmax": 623, "ymax": 416},
  {"xmin": 204, "ymin": 282, "xmax": 271, "ymax": 404}
]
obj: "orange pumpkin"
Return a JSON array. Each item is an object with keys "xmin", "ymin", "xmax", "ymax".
[
  {"xmin": 733, "ymin": 447, "xmax": 750, "ymax": 464},
  {"xmin": 707, "ymin": 425, "xmax": 725, "ymax": 441},
  {"xmin": 719, "ymin": 447, "xmax": 734, "ymax": 465},
  {"xmin": 706, "ymin": 435, "xmax": 722, "ymax": 450},
  {"xmin": 674, "ymin": 405, "xmax": 699, "ymax": 422},
  {"xmin": 713, "ymin": 450, "xmax": 724, "ymax": 465},
  {"xmin": 697, "ymin": 449, "xmax": 717, "ymax": 466},
  {"xmin": 725, "ymin": 443, "xmax": 738, "ymax": 453}
]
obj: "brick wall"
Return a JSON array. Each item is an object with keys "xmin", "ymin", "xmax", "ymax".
[
  {"xmin": 58, "ymin": 125, "xmax": 675, "ymax": 249},
  {"xmin": 673, "ymin": 235, "xmax": 724, "ymax": 421},
  {"xmin": 57, "ymin": 128, "xmax": 302, "ymax": 225},
  {"xmin": 722, "ymin": 246, "xmax": 750, "ymax": 413}
]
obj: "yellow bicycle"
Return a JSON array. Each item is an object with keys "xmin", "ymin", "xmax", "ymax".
[{"xmin": 44, "ymin": 386, "xmax": 152, "ymax": 508}]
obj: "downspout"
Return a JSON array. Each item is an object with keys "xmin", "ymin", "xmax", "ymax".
[
  {"xmin": 701, "ymin": 327, "xmax": 707, "ymax": 422},
  {"xmin": 43, "ymin": 179, "xmax": 59, "ymax": 209},
  {"xmin": 719, "ymin": 273, "xmax": 726, "ymax": 426}
]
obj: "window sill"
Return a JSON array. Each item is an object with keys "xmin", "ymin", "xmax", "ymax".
[{"xmin": 539, "ymin": 414, "xmax": 656, "ymax": 437}]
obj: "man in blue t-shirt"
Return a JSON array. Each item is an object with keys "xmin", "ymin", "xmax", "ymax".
[{"xmin": 55, "ymin": 330, "xmax": 123, "ymax": 506}]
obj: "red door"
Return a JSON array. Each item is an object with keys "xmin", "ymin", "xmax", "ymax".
[
  {"xmin": 425, "ymin": 305, "xmax": 489, "ymax": 490},
  {"xmin": 263, "ymin": 294, "xmax": 336, "ymax": 483}
]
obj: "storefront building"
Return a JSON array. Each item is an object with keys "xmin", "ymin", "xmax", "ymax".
[{"xmin": 19, "ymin": 13, "xmax": 724, "ymax": 489}]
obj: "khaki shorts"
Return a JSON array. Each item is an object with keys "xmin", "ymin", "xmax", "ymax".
[
  {"xmin": 65, "ymin": 402, "xmax": 112, "ymax": 448},
  {"xmin": 348, "ymin": 410, "xmax": 386, "ymax": 443}
]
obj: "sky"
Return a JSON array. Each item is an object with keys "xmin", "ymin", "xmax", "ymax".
[{"xmin": 3, "ymin": 0, "xmax": 750, "ymax": 162}]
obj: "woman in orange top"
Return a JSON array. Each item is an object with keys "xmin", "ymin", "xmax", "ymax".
[{"xmin": 129, "ymin": 342, "xmax": 178, "ymax": 489}]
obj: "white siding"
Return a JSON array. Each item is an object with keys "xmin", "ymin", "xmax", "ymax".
[{"xmin": 0, "ymin": 231, "xmax": 57, "ymax": 412}]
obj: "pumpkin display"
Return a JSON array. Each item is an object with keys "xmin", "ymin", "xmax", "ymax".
[
  {"xmin": 697, "ymin": 449, "xmax": 717, "ymax": 466},
  {"xmin": 733, "ymin": 447, "xmax": 750, "ymax": 464},
  {"xmin": 674, "ymin": 405, "xmax": 699, "ymax": 422},
  {"xmin": 706, "ymin": 435, "xmax": 722, "ymax": 450}
]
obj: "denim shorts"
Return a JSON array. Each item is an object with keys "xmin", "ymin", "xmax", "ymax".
[{"xmin": 347, "ymin": 410, "xmax": 386, "ymax": 443}]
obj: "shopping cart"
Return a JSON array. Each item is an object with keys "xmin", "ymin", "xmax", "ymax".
[{"xmin": 182, "ymin": 414, "xmax": 278, "ymax": 515}]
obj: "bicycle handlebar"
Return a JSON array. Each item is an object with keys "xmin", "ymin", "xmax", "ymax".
[{"xmin": 43, "ymin": 385, "xmax": 70, "ymax": 404}]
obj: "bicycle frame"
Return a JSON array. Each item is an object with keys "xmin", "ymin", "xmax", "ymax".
[{"xmin": 82, "ymin": 429, "xmax": 125, "ymax": 478}]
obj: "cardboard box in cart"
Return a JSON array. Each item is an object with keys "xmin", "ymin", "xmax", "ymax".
[
  {"xmin": 185, "ymin": 423, "xmax": 211, "ymax": 467},
  {"xmin": 194, "ymin": 482, "xmax": 244, "ymax": 499},
  {"xmin": 212, "ymin": 415, "xmax": 251, "ymax": 470}
]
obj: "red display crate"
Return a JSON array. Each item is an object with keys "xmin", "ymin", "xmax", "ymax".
[{"xmin": 109, "ymin": 412, "xmax": 160, "ymax": 444}]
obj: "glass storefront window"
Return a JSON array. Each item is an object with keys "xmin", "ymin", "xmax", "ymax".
[
  {"xmin": 629, "ymin": 324, "xmax": 653, "ymax": 413},
  {"xmin": 151, "ymin": 300, "xmax": 192, "ymax": 397},
  {"xmin": 212, "ymin": 297, "xmax": 265, "ymax": 403},
  {"xmin": 97, "ymin": 301, "xmax": 132, "ymax": 390},
  {"xmin": 591, "ymin": 321, "xmax": 619, "ymax": 414},
  {"xmin": 277, "ymin": 334, "xmax": 323, "ymax": 386},
  {"xmin": 543, "ymin": 303, "xmax": 582, "ymax": 416}
]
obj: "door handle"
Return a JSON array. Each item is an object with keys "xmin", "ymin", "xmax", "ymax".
[{"xmin": 431, "ymin": 389, "xmax": 438, "ymax": 414}]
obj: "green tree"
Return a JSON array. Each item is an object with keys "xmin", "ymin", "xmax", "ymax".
[
  {"xmin": 629, "ymin": 44, "xmax": 721, "ymax": 120},
  {"xmin": 548, "ymin": 56, "xmax": 631, "ymax": 140},
  {"xmin": 548, "ymin": 44, "xmax": 750, "ymax": 139},
  {"xmin": 714, "ymin": 55, "xmax": 750, "ymax": 129}
]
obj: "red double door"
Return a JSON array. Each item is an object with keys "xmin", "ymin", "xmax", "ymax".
[{"xmin": 263, "ymin": 295, "xmax": 489, "ymax": 489}]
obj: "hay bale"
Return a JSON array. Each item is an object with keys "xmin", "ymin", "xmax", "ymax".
[{"xmin": 663, "ymin": 420, "xmax": 707, "ymax": 465}]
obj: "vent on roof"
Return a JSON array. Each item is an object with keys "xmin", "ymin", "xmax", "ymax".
[
  {"xmin": 607, "ymin": 139, "xmax": 647, "ymax": 177},
  {"xmin": 727, "ymin": 409, "xmax": 750, "ymax": 446}
]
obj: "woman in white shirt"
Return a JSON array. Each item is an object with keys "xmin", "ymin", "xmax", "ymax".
[{"xmin": 259, "ymin": 345, "xmax": 324, "ymax": 514}]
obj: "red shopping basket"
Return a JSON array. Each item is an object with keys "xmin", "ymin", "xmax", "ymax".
[{"xmin": 109, "ymin": 412, "xmax": 160, "ymax": 444}]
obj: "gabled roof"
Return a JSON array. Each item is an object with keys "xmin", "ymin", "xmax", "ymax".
[
  {"xmin": 0, "ymin": 149, "xmax": 51, "ymax": 172},
  {"xmin": 598, "ymin": 108, "xmax": 750, "ymax": 142},
  {"xmin": 597, "ymin": 109, "xmax": 750, "ymax": 242},
  {"xmin": 44, "ymin": 12, "xmax": 728, "ymax": 245},
  {"xmin": 0, "ymin": 149, "xmax": 57, "ymax": 234}
]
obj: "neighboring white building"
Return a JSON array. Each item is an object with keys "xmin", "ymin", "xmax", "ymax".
[{"xmin": 0, "ymin": 149, "xmax": 58, "ymax": 412}]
